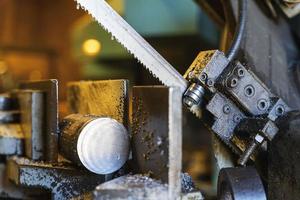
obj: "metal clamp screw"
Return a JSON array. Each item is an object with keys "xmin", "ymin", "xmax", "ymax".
[
  {"xmin": 207, "ymin": 79, "xmax": 214, "ymax": 87},
  {"xmin": 237, "ymin": 68, "xmax": 245, "ymax": 77},
  {"xmin": 257, "ymin": 99, "xmax": 269, "ymax": 111},
  {"xmin": 238, "ymin": 134, "xmax": 265, "ymax": 166},
  {"xmin": 275, "ymin": 105, "xmax": 285, "ymax": 116},
  {"xmin": 244, "ymin": 85, "xmax": 255, "ymax": 97},
  {"xmin": 229, "ymin": 78, "xmax": 238, "ymax": 88},
  {"xmin": 223, "ymin": 105, "xmax": 231, "ymax": 114},
  {"xmin": 233, "ymin": 114, "xmax": 242, "ymax": 123},
  {"xmin": 200, "ymin": 73, "xmax": 207, "ymax": 81}
]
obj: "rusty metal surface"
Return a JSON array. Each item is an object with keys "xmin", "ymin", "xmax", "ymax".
[
  {"xmin": 7, "ymin": 156, "xmax": 105, "ymax": 200},
  {"xmin": 131, "ymin": 86, "xmax": 182, "ymax": 199},
  {"xmin": 20, "ymin": 79, "xmax": 58, "ymax": 162},
  {"xmin": 17, "ymin": 90, "xmax": 45, "ymax": 160}
]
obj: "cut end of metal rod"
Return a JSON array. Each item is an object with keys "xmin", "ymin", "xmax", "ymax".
[{"xmin": 77, "ymin": 117, "xmax": 129, "ymax": 174}]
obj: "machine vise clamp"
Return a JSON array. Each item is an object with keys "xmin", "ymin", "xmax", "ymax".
[{"xmin": 183, "ymin": 50, "xmax": 291, "ymax": 166}]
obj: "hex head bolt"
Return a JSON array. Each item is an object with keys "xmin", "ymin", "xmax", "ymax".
[{"xmin": 238, "ymin": 134, "xmax": 265, "ymax": 166}]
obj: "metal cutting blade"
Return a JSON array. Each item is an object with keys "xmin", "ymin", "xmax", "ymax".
[{"xmin": 74, "ymin": 0, "xmax": 188, "ymax": 95}]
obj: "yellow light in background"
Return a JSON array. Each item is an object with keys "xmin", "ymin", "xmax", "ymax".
[{"xmin": 82, "ymin": 39, "xmax": 101, "ymax": 56}]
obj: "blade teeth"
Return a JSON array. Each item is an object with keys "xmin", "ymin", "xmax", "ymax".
[
  {"xmin": 75, "ymin": 0, "xmax": 169, "ymax": 86},
  {"xmin": 74, "ymin": 2, "xmax": 243, "ymax": 154}
]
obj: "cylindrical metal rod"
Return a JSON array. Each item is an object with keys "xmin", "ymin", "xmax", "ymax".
[
  {"xmin": 238, "ymin": 134, "xmax": 264, "ymax": 166},
  {"xmin": 59, "ymin": 114, "xmax": 129, "ymax": 174},
  {"xmin": 238, "ymin": 141, "xmax": 259, "ymax": 166}
]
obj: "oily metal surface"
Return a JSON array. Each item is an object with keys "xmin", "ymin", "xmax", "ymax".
[
  {"xmin": 0, "ymin": 163, "xmax": 47, "ymax": 199},
  {"xmin": 214, "ymin": 0, "xmax": 300, "ymax": 169},
  {"xmin": 7, "ymin": 156, "xmax": 104, "ymax": 200},
  {"xmin": 67, "ymin": 80, "xmax": 129, "ymax": 126},
  {"xmin": 74, "ymin": 0, "xmax": 188, "ymax": 95},
  {"xmin": 20, "ymin": 80, "xmax": 58, "ymax": 162},
  {"xmin": 131, "ymin": 86, "xmax": 182, "ymax": 199}
]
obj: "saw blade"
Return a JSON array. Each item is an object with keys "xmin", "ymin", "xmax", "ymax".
[{"xmin": 75, "ymin": 0, "xmax": 188, "ymax": 94}]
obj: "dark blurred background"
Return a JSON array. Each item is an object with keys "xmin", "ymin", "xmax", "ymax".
[{"xmin": 0, "ymin": 0, "xmax": 221, "ymax": 197}]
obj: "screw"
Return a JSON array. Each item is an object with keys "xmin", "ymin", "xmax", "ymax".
[
  {"xmin": 223, "ymin": 105, "xmax": 231, "ymax": 114},
  {"xmin": 200, "ymin": 73, "xmax": 207, "ymax": 81},
  {"xmin": 244, "ymin": 85, "xmax": 255, "ymax": 97},
  {"xmin": 188, "ymin": 71, "xmax": 194, "ymax": 79},
  {"xmin": 233, "ymin": 114, "xmax": 242, "ymax": 123},
  {"xmin": 275, "ymin": 105, "xmax": 285, "ymax": 116},
  {"xmin": 229, "ymin": 78, "xmax": 238, "ymax": 88},
  {"xmin": 207, "ymin": 79, "xmax": 214, "ymax": 87},
  {"xmin": 238, "ymin": 134, "xmax": 265, "ymax": 166},
  {"xmin": 257, "ymin": 99, "xmax": 269, "ymax": 111},
  {"xmin": 237, "ymin": 68, "xmax": 245, "ymax": 77}
]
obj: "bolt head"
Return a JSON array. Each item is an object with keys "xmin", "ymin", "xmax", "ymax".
[
  {"xmin": 228, "ymin": 77, "xmax": 238, "ymax": 88},
  {"xmin": 237, "ymin": 68, "xmax": 245, "ymax": 77},
  {"xmin": 207, "ymin": 79, "xmax": 214, "ymax": 87},
  {"xmin": 200, "ymin": 73, "xmax": 207, "ymax": 81},
  {"xmin": 223, "ymin": 105, "xmax": 231, "ymax": 114},
  {"xmin": 188, "ymin": 71, "xmax": 194, "ymax": 79},
  {"xmin": 233, "ymin": 114, "xmax": 242, "ymax": 123},
  {"xmin": 255, "ymin": 134, "xmax": 264, "ymax": 143},
  {"xmin": 275, "ymin": 105, "xmax": 285, "ymax": 116}
]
